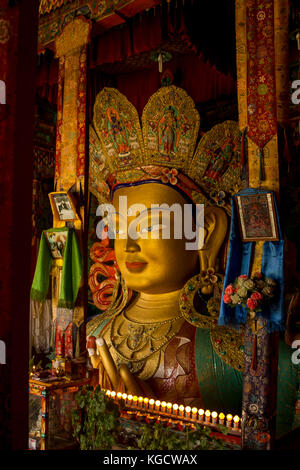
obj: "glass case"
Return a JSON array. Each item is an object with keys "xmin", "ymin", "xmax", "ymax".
[{"xmin": 29, "ymin": 377, "xmax": 90, "ymax": 450}]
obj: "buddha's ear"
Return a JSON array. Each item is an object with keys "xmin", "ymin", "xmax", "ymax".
[{"xmin": 199, "ymin": 205, "xmax": 228, "ymax": 276}]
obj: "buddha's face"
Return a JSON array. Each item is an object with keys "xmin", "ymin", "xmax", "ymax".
[{"xmin": 112, "ymin": 183, "xmax": 199, "ymax": 294}]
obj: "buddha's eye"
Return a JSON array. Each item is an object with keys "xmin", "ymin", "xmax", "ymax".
[
  {"xmin": 110, "ymin": 226, "xmax": 125, "ymax": 237},
  {"xmin": 140, "ymin": 224, "xmax": 166, "ymax": 234}
]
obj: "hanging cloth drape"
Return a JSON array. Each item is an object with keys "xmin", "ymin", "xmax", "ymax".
[
  {"xmin": 246, "ymin": 0, "xmax": 277, "ymax": 181},
  {"xmin": 31, "ymin": 227, "xmax": 83, "ymax": 309},
  {"xmin": 219, "ymin": 188, "xmax": 285, "ymax": 333}
]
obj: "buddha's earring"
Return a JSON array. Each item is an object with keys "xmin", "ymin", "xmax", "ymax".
[
  {"xmin": 179, "ymin": 270, "xmax": 224, "ymax": 329},
  {"xmin": 179, "ymin": 271, "xmax": 245, "ymax": 372},
  {"xmin": 199, "ymin": 267, "xmax": 219, "ymax": 295}
]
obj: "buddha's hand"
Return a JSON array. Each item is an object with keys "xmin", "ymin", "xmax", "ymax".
[
  {"xmin": 117, "ymin": 363, "xmax": 157, "ymax": 399},
  {"xmin": 86, "ymin": 335, "xmax": 96, "ymax": 354},
  {"xmin": 86, "ymin": 336, "xmax": 101, "ymax": 369},
  {"xmin": 91, "ymin": 336, "xmax": 156, "ymax": 398}
]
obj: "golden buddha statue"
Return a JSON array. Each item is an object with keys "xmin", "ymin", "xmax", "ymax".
[
  {"xmin": 86, "ymin": 86, "xmax": 299, "ymax": 434},
  {"xmin": 88, "ymin": 181, "xmax": 230, "ymax": 405}
]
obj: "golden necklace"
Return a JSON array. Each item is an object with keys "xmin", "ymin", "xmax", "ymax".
[{"xmin": 109, "ymin": 310, "xmax": 184, "ymax": 380}]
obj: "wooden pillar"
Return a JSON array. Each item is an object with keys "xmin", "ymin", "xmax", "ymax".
[
  {"xmin": 0, "ymin": 0, "xmax": 38, "ymax": 449},
  {"xmin": 235, "ymin": 0, "xmax": 289, "ymax": 450},
  {"xmin": 54, "ymin": 17, "xmax": 91, "ymax": 196},
  {"xmin": 53, "ymin": 18, "xmax": 91, "ymax": 356}
]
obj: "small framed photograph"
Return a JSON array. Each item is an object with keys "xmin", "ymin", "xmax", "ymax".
[
  {"xmin": 28, "ymin": 438, "xmax": 37, "ymax": 450},
  {"xmin": 49, "ymin": 191, "xmax": 79, "ymax": 222},
  {"xmin": 45, "ymin": 230, "xmax": 68, "ymax": 259},
  {"xmin": 234, "ymin": 192, "xmax": 279, "ymax": 242}
]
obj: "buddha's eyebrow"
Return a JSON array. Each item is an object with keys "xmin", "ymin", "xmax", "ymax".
[
  {"xmin": 136, "ymin": 207, "xmax": 173, "ymax": 216},
  {"xmin": 108, "ymin": 211, "xmax": 124, "ymax": 217},
  {"xmin": 111, "ymin": 207, "xmax": 173, "ymax": 217}
]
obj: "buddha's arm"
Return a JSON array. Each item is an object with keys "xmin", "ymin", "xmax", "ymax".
[
  {"xmin": 119, "ymin": 363, "xmax": 156, "ymax": 398},
  {"xmin": 87, "ymin": 336, "xmax": 119, "ymax": 385},
  {"xmin": 86, "ymin": 336, "xmax": 101, "ymax": 368},
  {"xmin": 88, "ymin": 351, "xmax": 101, "ymax": 369},
  {"xmin": 95, "ymin": 337, "xmax": 121, "ymax": 390},
  {"xmin": 87, "ymin": 335, "xmax": 156, "ymax": 397},
  {"xmin": 97, "ymin": 337, "xmax": 156, "ymax": 396},
  {"xmin": 87, "ymin": 339, "xmax": 116, "ymax": 391}
]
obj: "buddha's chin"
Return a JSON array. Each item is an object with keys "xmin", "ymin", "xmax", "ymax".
[
  {"xmin": 130, "ymin": 285, "xmax": 178, "ymax": 295},
  {"xmin": 123, "ymin": 276, "xmax": 160, "ymax": 294},
  {"xmin": 122, "ymin": 273, "xmax": 182, "ymax": 295}
]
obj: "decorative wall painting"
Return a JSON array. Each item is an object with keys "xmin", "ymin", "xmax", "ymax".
[{"xmin": 234, "ymin": 192, "xmax": 279, "ymax": 242}]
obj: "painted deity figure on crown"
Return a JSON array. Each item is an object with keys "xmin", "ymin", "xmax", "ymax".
[{"xmin": 87, "ymin": 86, "xmax": 299, "ymax": 436}]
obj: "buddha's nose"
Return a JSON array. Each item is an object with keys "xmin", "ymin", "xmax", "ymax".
[{"xmin": 125, "ymin": 236, "xmax": 140, "ymax": 253}]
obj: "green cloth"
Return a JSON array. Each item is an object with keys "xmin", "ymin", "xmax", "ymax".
[
  {"xmin": 195, "ymin": 328, "xmax": 299, "ymax": 437},
  {"xmin": 195, "ymin": 328, "xmax": 243, "ymax": 416},
  {"xmin": 30, "ymin": 230, "xmax": 53, "ymax": 302},
  {"xmin": 276, "ymin": 339, "xmax": 300, "ymax": 436},
  {"xmin": 31, "ymin": 227, "xmax": 83, "ymax": 309}
]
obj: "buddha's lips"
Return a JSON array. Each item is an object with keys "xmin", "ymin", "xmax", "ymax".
[{"xmin": 125, "ymin": 261, "xmax": 148, "ymax": 272}]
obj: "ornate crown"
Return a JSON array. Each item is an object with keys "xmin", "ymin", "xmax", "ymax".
[{"xmin": 89, "ymin": 85, "xmax": 242, "ymax": 212}]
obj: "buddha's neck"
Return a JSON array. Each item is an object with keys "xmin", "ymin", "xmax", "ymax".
[{"xmin": 126, "ymin": 290, "xmax": 181, "ymax": 323}]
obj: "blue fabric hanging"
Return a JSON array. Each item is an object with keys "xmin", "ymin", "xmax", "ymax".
[{"xmin": 218, "ymin": 188, "xmax": 285, "ymax": 332}]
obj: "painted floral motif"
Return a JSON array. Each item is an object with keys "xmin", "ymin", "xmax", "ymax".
[
  {"xmin": 256, "ymin": 10, "xmax": 266, "ymax": 21},
  {"xmin": 248, "ymin": 103, "xmax": 256, "ymax": 115},
  {"xmin": 160, "ymin": 168, "xmax": 178, "ymax": 185},
  {"xmin": 247, "ymin": 0, "xmax": 277, "ymax": 150},
  {"xmin": 242, "ymin": 320, "xmax": 277, "ymax": 450},
  {"xmin": 201, "ymin": 267, "xmax": 219, "ymax": 286},
  {"xmin": 209, "ymin": 190, "xmax": 226, "ymax": 207},
  {"xmin": 76, "ymin": 48, "xmax": 87, "ymax": 178}
]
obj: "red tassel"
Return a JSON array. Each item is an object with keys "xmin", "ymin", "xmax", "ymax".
[
  {"xmin": 65, "ymin": 323, "xmax": 73, "ymax": 359},
  {"xmin": 55, "ymin": 324, "xmax": 64, "ymax": 357},
  {"xmin": 250, "ymin": 335, "xmax": 257, "ymax": 371}
]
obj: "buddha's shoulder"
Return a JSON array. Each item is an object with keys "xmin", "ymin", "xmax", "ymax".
[{"xmin": 86, "ymin": 315, "xmax": 112, "ymax": 338}]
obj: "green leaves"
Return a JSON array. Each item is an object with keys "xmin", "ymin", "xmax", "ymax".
[
  {"xmin": 72, "ymin": 385, "xmax": 237, "ymax": 451},
  {"xmin": 72, "ymin": 386, "xmax": 120, "ymax": 450},
  {"xmin": 135, "ymin": 422, "xmax": 236, "ymax": 451}
]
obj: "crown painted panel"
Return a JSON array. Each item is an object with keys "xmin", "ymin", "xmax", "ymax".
[
  {"xmin": 93, "ymin": 88, "xmax": 144, "ymax": 174},
  {"xmin": 142, "ymin": 85, "xmax": 200, "ymax": 170}
]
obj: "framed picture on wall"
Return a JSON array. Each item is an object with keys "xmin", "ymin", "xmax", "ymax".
[
  {"xmin": 45, "ymin": 230, "xmax": 68, "ymax": 259},
  {"xmin": 48, "ymin": 191, "xmax": 79, "ymax": 222},
  {"xmin": 234, "ymin": 192, "xmax": 279, "ymax": 242}
]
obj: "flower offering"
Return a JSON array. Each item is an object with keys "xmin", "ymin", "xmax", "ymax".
[{"xmin": 223, "ymin": 273, "xmax": 276, "ymax": 314}]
